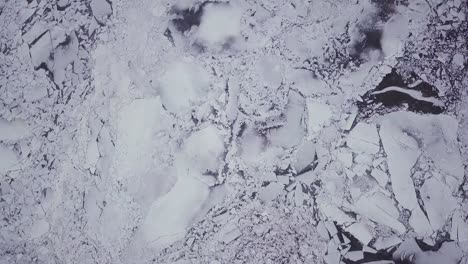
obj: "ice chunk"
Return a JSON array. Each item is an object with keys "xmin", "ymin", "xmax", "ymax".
[
  {"xmin": 346, "ymin": 123, "xmax": 380, "ymax": 154},
  {"xmin": 160, "ymin": 60, "xmax": 210, "ymax": 113},
  {"xmin": 307, "ymin": 100, "xmax": 332, "ymax": 135},
  {"xmin": 293, "ymin": 140, "xmax": 316, "ymax": 172},
  {"xmin": 196, "ymin": 3, "xmax": 242, "ymax": 46},
  {"xmin": 420, "ymin": 177, "xmax": 457, "ymax": 230},
  {"xmin": 0, "ymin": 119, "xmax": 31, "ymax": 141},
  {"xmin": 346, "ymin": 222, "xmax": 373, "ymax": 245},
  {"xmin": 30, "ymin": 31, "xmax": 53, "ymax": 69},
  {"xmin": 0, "ymin": 145, "xmax": 19, "ymax": 173},
  {"xmin": 370, "ymin": 168, "xmax": 388, "ymax": 187},
  {"xmin": 354, "ymin": 192, "xmax": 406, "ymax": 234}
]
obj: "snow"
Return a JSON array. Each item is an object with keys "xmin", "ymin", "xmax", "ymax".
[{"xmin": 346, "ymin": 122, "xmax": 380, "ymax": 154}]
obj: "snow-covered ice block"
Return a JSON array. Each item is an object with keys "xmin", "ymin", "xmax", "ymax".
[
  {"xmin": 346, "ymin": 122, "xmax": 380, "ymax": 154},
  {"xmin": 0, "ymin": 119, "xmax": 31, "ymax": 141},
  {"xmin": 420, "ymin": 177, "xmax": 457, "ymax": 231}
]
